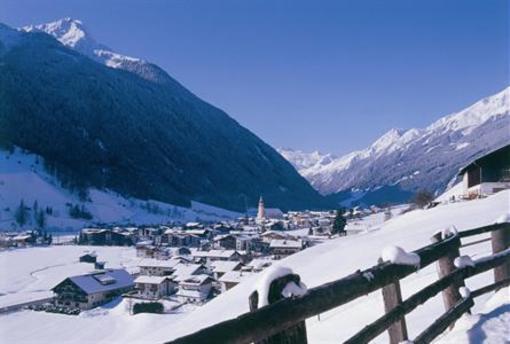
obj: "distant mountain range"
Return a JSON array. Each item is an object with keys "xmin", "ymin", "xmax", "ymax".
[
  {"xmin": 0, "ymin": 18, "xmax": 333, "ymax": 214},
  {"xmin": 280, "ymin": 87, "xmax": 509, "ymax": 206}
]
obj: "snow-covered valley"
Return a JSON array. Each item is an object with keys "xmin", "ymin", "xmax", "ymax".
[{"xmin": 0, "ymin": 189, "xmax": 507, "ymax": 343}]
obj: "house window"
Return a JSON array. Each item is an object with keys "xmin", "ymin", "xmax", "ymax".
[{"xmin": 500, "ymin": 168, "xmax": 510, "ymax": 182}]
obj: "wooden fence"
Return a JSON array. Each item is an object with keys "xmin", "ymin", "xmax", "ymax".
[{"xmin": 168, "ymin": 222, "xmax": 510, "ymax": 344}]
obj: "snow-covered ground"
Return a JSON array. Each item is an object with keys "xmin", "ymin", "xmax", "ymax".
[
  {"xmin": 437, "ymin": 288, "xmax": 510, "ymax": 344},
  {"xmin": 0, "ymin": 190, "xmax": 508, "ymax": 343},
  {"xmin": 147, "ymin": 190, "xmax": 508, "ymax": 343},
  {"xmin": 0, "ymin": 245, "xmax": 140, "ymax": 308},
  {"xmin": 0, "ymin": 147, "xmax": 241, "ymax": 231}
]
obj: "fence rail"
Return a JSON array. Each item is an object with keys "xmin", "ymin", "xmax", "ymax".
[{"xmin": 168, "ymin": 222, "xmax": 510, "ymax": 344}]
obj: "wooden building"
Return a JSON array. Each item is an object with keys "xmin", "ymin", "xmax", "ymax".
[
  {"xmin": 52, "ymin": 269, "xmax": 134, "ymax": 310},
  {"xmin": 459, "ymin": 145, "xmax": 510, "ymax": 197}
]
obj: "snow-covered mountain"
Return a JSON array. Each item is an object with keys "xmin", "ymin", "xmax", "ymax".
[
  {"xmin": 23, "ymin": 18, "xmax": 170, "ymax": 84},
  {"xmin": 279, "ymin": 87, "xmax": 509, "ymax": 205},
  {"xmin": 0, "ymin": 20, "xmax": 333, "ymax": 214}
]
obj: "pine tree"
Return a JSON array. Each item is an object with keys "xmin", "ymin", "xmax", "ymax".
[
  {"xmin": 14, "ymin": 200, "xmax": 27, "ymax": 227},
  {"xmin": 36, "ymin": 209, "xmax": 46, "ymax": 229},
  {"xmin": 332, "ymin": 209, "xmax": 347, "ymax": 235}
]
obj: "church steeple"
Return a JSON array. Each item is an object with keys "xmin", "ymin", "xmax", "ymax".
[{"xmin": 257, "ymin": 196, "xmax": 265, "ymax": 220}]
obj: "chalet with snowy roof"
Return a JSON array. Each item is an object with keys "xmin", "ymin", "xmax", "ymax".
[
  {"xmin": 235, "ymin": 236, "xmax": 253, "ymax": 251},
  {"xmin": 170, "ymin": 263, "xmax": 208, "ymax": 283},
  {"xmin": 213, "ymin": 234, "xmax": 237, "ymax": 250},
  {"xmin": 210, "ymin": 261, "xmax": 243, "ymax": 280},
  {"xmin": 52, "ymin": 269, "xmax": 134, "ymax": 310},
  {"xmin": 138, "ymin": 259, "xmax": 179, "ymax": 276},
  {"xmin": 191, "ymin": 249, "xmax": 243, "ymax": 264},
  {"xmin": 134, "ymin": 275, "xmax": 176, "ymax": 300},
  {"xmin": 164, "ymin": 231, "xmax": 202, "ymax": 248},
  {"xmin": 176, "ymin": 275, "xmax": 214, "ymax": 304},
  {"xmin": 218, "ymin": 270, "xmax": 254, "ymax": 292},
  {"xmin": 245, "ymin": 258, "xmax": 272, "ymax": 272},
  {"xmin": 168, "ymin": 247, "xmax": 192, "ymax": 256},
  {"xmin": 135, "ymin": 241, "xmax": 157, "ymax": 258},
  {"xmin": 79, "ymin": 228, "xmax": 133, "ymax": 246},
  {"xmin": 458, "ymin": 145, "xmax": 510, "ymax": 197},
  {"xmin": 260, "ymin": 231, "xmax": 297, "ymax": 243},
  {"xmin": 269, "ymin": 239, "xmax": 304, "ymax": 259},
  {"xmin": 12, "ymin": 233, "xmax": 35, "ymax": 247}
]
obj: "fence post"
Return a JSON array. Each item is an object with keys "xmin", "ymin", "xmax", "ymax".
[
  {"xmin": 381, "ymin": 278, "xmax": 408, "ymax": 344},
  {"xmin": 431, "ymin": 232, "xmax": 463, "ymax": 315},
  {"xmin": 249, "ymin": 273, "xmax": 307, "ymax": 344},
  {"xmin": 491, "ymin": 225, "xmax": 510, "ymax": 284}
]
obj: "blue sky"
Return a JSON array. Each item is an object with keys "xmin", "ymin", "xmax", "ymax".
[{"xmin": 1, "ymin": 0, "xmax": 508, "ymax": 155}]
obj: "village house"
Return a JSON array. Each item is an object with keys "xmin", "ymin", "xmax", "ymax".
[
  {"xmin": 79, "ymin": 228, "xmax": 133, "ymax": 246},
  {"xmin": 138, "ymin": 258, "xmax": 179, "ymax": 276},
  {"xmin": 52, "ymin": 269, "xmax": 134, "ymax": 311},
  {"xmin": 134, "ymin": 275, "xmax": 176, "ymax": 300},
  {"xmin": 176, "ymin": 275, "xmax": 214, "ymax": 304},
  {"xmin": 260, "ymin": 231, "xmax": 297, "ymax": 243},
  {"xmin": 245, "ymin": 258, "xmax": 272, "ymax": 272},
  {"xmin": 210, "ymin": 261, "xmax": 243, "ymax": 280},
  {"xmin": 170, "ymin": 263, "xmax": 208, "ymax": 283},
  {"xmin": 213, "ymin": 234, "xmax": 237, "ymax": 250},
  {"xmin": 218, "ymin": 270, "xmax": 254, "ymax": 292},
  {"xmin": 235, "ymin": 236, "xmax": 253, "ymax": 252},
  {"xmin": 135, "ymin": 241, "xmax": 157, "ymax": 258},
  {"xmin": 164, "ymin": 231, "xmax": 201, "ymax": 247},
  {"xmin": 269, "ymin": 239, "xmax": 304, "ymax": 259},
  {"xmin": 191, "ymin": 249, "xmax": 244, "ymax": 265},
  {"xmin": 458, "ymin": 144, "xmax": 510, "ymax": 197}
]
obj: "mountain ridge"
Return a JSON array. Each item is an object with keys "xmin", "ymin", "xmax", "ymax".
[{"xmin": 279, "ymin": 86, "xmax": 509, "ymax": 205}]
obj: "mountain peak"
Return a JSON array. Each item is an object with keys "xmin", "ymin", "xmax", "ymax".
[
  {"xmin": 370, "ymin": 128, "xmax": 404, "ymax": 153},
  {"xmin": 281, "ymin": 88, "xmax": 509, "ymax": 197},
  {"xmin": 427, "ymin": 86, "xmax": 509, "ymax": 134},
  {"xmin": 24, "ymin": 17, "xmax": 106, "ymax": 55}
]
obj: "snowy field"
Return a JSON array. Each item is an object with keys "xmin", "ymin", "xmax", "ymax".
[
  {"xmin": 0, "ymin": 191, "xmax": 508, "ymax": 343},
  {"xmin": 0, "ymin": 245, "xmax": 140, "ymax": 309}
]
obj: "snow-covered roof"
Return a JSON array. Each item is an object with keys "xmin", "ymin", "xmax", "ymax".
[
  {"xmin": 181, "ymin": 274, "xmax": 213, "ymax": 286},
  {"xmin": 192, "ymin": 250, "xmax": 238, "ymax": 259},
  {"xmin": 269, "ymin": 239, "xmax": 303, "ymax": 249},
  {"xmin": 213, "ymin": 234, "xmax": 235, "ymax": 242},
  {"xmin": 218, "ymin": 270, "xmax": 254, "ymax": 284},
  {"xmin": 60, "ymin": 269, "xmax": 134, "ymax": 295},
  {"xmin": 134, "ymin": 275, "xmax": 170, "ymax": 284},
  {"xmin": 211, "ymin": 261, "xmax": 242, "ymax": 274},
  {"xmin": 246, "ymin": 258, "xmax": 272, "ymax": 269},
  {"xmin": 171, "ymin": 263, "xmax": 204, "ymax": 282},
  {"xmin": 13, "ymin": 234, "xmax": 32, "ymax": 241},
  {"xmin": 138, "ymin": 258, "xmax": 179, "ymax": 269}
]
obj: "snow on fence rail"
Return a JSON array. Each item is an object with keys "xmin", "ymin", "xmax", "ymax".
[{"xmin": 168, "ymin": 222, "xmax": 510, "ymax": 344}]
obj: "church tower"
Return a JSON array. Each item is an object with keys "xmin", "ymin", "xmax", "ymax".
[{"xmin": 257, "ymin": 196, "xmax": 265, "ymax": 220}]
